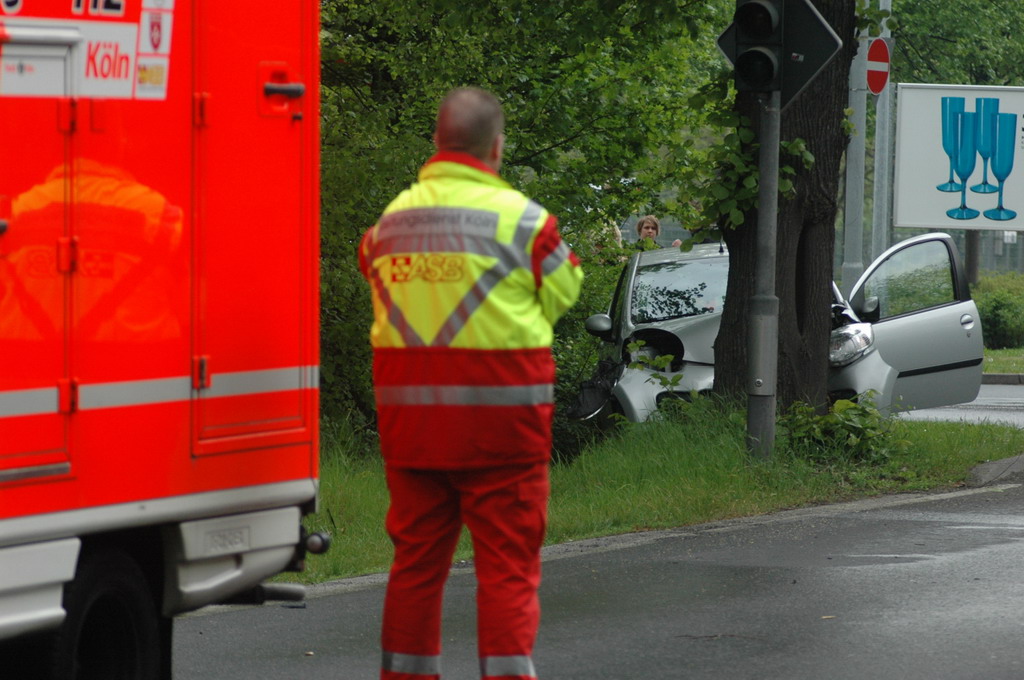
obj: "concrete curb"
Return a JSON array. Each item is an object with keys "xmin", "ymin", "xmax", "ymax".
[
  {"xmin": 970, "ymin": 377, "xmax": 1024, "ymax": 484},
  {"xmin": 969, "ymin": 455, "xmax": 1024, "ymax": 487},
  {"xmin": 982, "ymin": 373, "xmax": 1024, "ymax": 385}
]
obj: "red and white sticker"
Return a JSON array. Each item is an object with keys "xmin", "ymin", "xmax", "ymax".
[{"xmin": 0, "ymin": 1, "xmax": 175, "ymax": 100}]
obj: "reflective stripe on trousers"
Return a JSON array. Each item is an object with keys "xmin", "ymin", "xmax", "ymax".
[
  {"xmin": 376, "ymin": 383, "xmax": 553, "ymax": 407},
  {"xmin": 381, "ymin": 651, "xmax": 441, "ymax": 679},
  {"xmin": 379, "ymin": 652, "xmax": 537, "ymax": 680},
  {"xmin": 481, "ymin": 655, "xmax": 537, "ymax": 679}
]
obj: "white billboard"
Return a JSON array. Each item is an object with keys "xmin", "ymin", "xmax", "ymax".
[{"xmin": 894, "ymin": 83, "xmax": 1024, "ymax": 230}]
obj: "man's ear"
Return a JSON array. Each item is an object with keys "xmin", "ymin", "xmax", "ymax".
[{"xmin": 487, "ymin": 133, "xmax": 505, "ymax": 172}]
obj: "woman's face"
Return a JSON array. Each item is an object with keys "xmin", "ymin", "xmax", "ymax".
[{"xmin": 639, "ymin": 223, "xmax": 658, "ymax": 239}]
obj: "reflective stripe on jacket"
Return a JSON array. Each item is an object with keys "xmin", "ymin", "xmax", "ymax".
[{"xmin": 360, "ymin": 152, "xmax": 583, "ymax": 468}]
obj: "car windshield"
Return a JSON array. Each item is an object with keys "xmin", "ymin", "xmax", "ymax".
[{"xmin": 630, "ymin": 258, "xmax": 728, "ymax": 324}]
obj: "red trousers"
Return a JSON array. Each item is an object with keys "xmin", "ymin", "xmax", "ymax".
[{"xmin": 380, "ymin": 462, "xmax": 549, "ymax": 680}]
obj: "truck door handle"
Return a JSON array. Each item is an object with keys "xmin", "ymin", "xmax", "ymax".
[
  {"xmin": 0, "ymin": 220, "xmax": 7, "ymax": 236},
  {"xmin": 263, "ymin": 82, "xmax": 305, "ymax": 98}
]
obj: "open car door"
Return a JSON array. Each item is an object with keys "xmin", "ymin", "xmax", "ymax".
[{"xmin": 844, "ymin": 233, "xmax": 984, "ymax": 412}]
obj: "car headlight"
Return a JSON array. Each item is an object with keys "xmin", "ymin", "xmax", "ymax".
[{"xmin": 829, "ymin": 323, "xmax": 875, "ymax": 367}]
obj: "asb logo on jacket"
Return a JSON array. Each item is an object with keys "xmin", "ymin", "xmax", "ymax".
[{"xmin": 390, "ymin": 254, "xmax": 465, "ymax": 283}]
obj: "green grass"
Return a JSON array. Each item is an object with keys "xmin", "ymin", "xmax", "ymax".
[
  {"xmin": 984, "ymin": 347, "xmax": 1024, "ymax": 374},
  {"xmin": 294, "ymin": 404, "xmax": 1024, "ymax": 583}
]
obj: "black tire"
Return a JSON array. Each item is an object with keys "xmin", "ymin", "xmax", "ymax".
[{"xmin": 47, "ymin": 547, "xmax": 164, "ymax": 680}]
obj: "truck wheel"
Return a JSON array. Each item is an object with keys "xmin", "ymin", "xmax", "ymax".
[{"xmin": 48, "ymin": 548, "xmax": 164, "ymax": 680}]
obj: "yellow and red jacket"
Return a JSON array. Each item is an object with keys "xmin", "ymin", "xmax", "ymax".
[{"xmin": 359, "ymin": 152, "xmax": 583, "ymax": 469}]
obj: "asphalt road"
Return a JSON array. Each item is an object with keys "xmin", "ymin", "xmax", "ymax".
[
  {"xmin": 174, "ymin": 480, "xmax": 1024, "ymax": 680},
  {"xmin": 901, "ymin": 383, "xmax": 1024, "ymax": 428}
]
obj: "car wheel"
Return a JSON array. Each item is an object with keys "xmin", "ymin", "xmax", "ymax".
[
  {"xmin": 595, "ymin": 397, "xmax": 625, "ymax": 431},
  {"xmin": 50, "ymin": 548, "xmax": 164, "ymax": 680}
]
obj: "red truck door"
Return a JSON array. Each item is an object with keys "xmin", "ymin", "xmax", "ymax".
[
  {"xmin": 191, "ymin": 1, "xmax": 316, "ymax": 455},
  {"xmin": 0, "ymin": 39, "xmax": 75, "ymax": 482}
]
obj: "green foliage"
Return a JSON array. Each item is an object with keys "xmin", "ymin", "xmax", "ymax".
[
  {"xmin": 975, "ymin": 270, "xmax": 1024, "ymax": 297},
  {"xmin": 983, "ymin": 348, "xmax": 1024, "ymax": 374},
  {"xmin": 319, "ymin": 250, "xmax": 377, "ymax": 438},
  {"xmin": 778, "ymin": 396, "xmax": 908, "ymax": 468},
  {"xmin": 970, "ymin": 288, "xmax": 1024, "ymax": 348},
  {"xmin": 972, "ymin": 272, "xmax": 1024, "ymax": 349},
  {"xmin": 854, "ymin": 0, "xmax": 895, "ymax": 37},
  {"xmin": 778, "ymin": 138, "xmax": 815, "ymax": 196},
  {"xmin": 682, "ymin": 72, "xmax": 816, "ymax": 243},
  {"xmin": 974, "ymin": 290, "xmax": 1024, "ymax": 350},
  {"xmin": 842, "ymin": 106, "xmax": 856, "ymax": 136},
  {"xmin": 653, "ymin": 390, "xmax": 747, "ymax": 431},
  {"xmin": 625, "ymin": 339, "xmax": 681, "ymax": 392},
  {"xmin": 551, "ymin": 252, "xmax": 627, "ymax": 460},
  {"xmin": 678, "ymin": 75, "xmax": 759, "ymax": 238},
  {"xmin": 892, "ymin": 0, "xmax": 1024, "ymax": 87},
  {"xmin": 320, "ymin": 0, "xmax": 733, "ymax": 236},
  {"xmin": 320, "ymin": 411, "xmax": 377, "ymax": 465}
]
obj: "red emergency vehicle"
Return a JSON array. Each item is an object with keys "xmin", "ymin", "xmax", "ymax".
[{"xmin": 0, "ymin": 0, "xmax": 323, "ymax": 677}]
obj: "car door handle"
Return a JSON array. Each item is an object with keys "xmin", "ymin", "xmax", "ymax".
[
  {"xmin": 960, "ymin": 313, "xmax": 975, "ymax": 330},
  {"xmin": 0, "ymin": 220, "xmax": 7, "ymax": 236},
  {"xmin": 263, "ymin": 82, "xmax": 305, "ymax": 98}
]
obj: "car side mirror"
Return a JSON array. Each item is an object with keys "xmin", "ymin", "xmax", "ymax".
[
  {"xmin": 857, "ymin": 296, "xmax": 880, "ymax": 323},
  {"xmin": 584, "ymin": 313, "xmax": 613, "ymax": 340}
]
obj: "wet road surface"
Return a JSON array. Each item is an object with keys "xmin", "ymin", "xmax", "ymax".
[{"xmin": 175, "ymin": 482, "xmax": 1024, "ymax": 680}]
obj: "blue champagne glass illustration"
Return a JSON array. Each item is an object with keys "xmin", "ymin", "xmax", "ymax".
[
  {"xmin": 971, "ymin": 97, "xmax": 1000, "ymax": 194},
  {"xmin": 947, "ymin": 111, "xmax": 979, "ymax": 220},
  {"xmin": 983, "ymin": 112, "xmax": 1017, "ymax": 221},
  {"xmin": 938, "ymin": 96, "xmax": 965, "ymax": 192}
]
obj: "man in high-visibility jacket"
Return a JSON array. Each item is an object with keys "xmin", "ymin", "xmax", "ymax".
[{"xmin": 359, "ymin": 87, "xmax": 583, "ymax": 680}]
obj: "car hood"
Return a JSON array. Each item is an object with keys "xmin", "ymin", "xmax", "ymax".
[{"xmin": 632, "ymin": 310, "xmax": 721, "ymax": 365}]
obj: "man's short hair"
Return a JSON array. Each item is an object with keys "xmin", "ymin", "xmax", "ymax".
[{"xmin": 434, "ymin": 87, "xmax": 505, "ymax": 160}]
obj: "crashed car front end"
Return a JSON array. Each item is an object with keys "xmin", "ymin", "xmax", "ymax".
[
  {"xmin": 611, "ymin": 309, "xmax": 721, "ymax": 421},
  {"xmin": 570, "ymin": 233, "xmax": 983, "ymax": 424},
  {"xmin": 569, "ymin": 245, "xmax": 728, "ymax": 424}
]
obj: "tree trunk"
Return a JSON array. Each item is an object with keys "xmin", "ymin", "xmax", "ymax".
[
  {"xmin": 716, "ymin": 0, "xmax": 858, "ymax": 414},
  {"xmin": 965, "ymin": 230, "xmax": 980, "ymax": 287}
]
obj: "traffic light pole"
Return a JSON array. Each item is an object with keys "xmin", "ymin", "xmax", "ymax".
[
  {"xmin": 718, "ymin": 0, "xmax": 840, "ymax": 458},
  {"xmin": 747, "ymin": 90, "xmax": 781, "ymax": 459}
]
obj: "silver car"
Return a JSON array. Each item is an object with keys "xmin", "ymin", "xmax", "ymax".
[{"xmin": 573, "ymin": 233, "xmax": 984, "ymax": 422}]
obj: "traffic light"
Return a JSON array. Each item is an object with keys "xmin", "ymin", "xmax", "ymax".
[{"xmin": 733, "ymin": 0, "xmax": 784, "ymax": 92}]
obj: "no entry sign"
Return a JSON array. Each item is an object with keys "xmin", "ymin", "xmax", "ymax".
[{"xmin": 866, "ymin": 38, "xmax": 890, "ymax": 95}]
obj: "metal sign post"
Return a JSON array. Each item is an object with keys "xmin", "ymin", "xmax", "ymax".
[
  {"xmin": 746, "ymin": 90, "xmax": 781, "ymax": 459},
  {"xmin": 870, "ymin": 3, "xmax": 895, "ymax": 261},
  {"xmin": 841, "ymin": 32, "xmax": 868, "ymax": 296}
]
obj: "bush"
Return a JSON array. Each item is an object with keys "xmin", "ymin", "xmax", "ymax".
[
  {"xmin": 551, "ymin": 245, "xmax": 632, "ymax": 461},
  {"xmin": 974, "ymin": 290, "xmax": 1024, "ymax": 349},
  {"xmin": 777, "ymin": 397, "xmax": 907, "ymax": 468},
  {"xmin": 973, "ymin": 272, "xmax": 1024, "ymax": 349}
]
